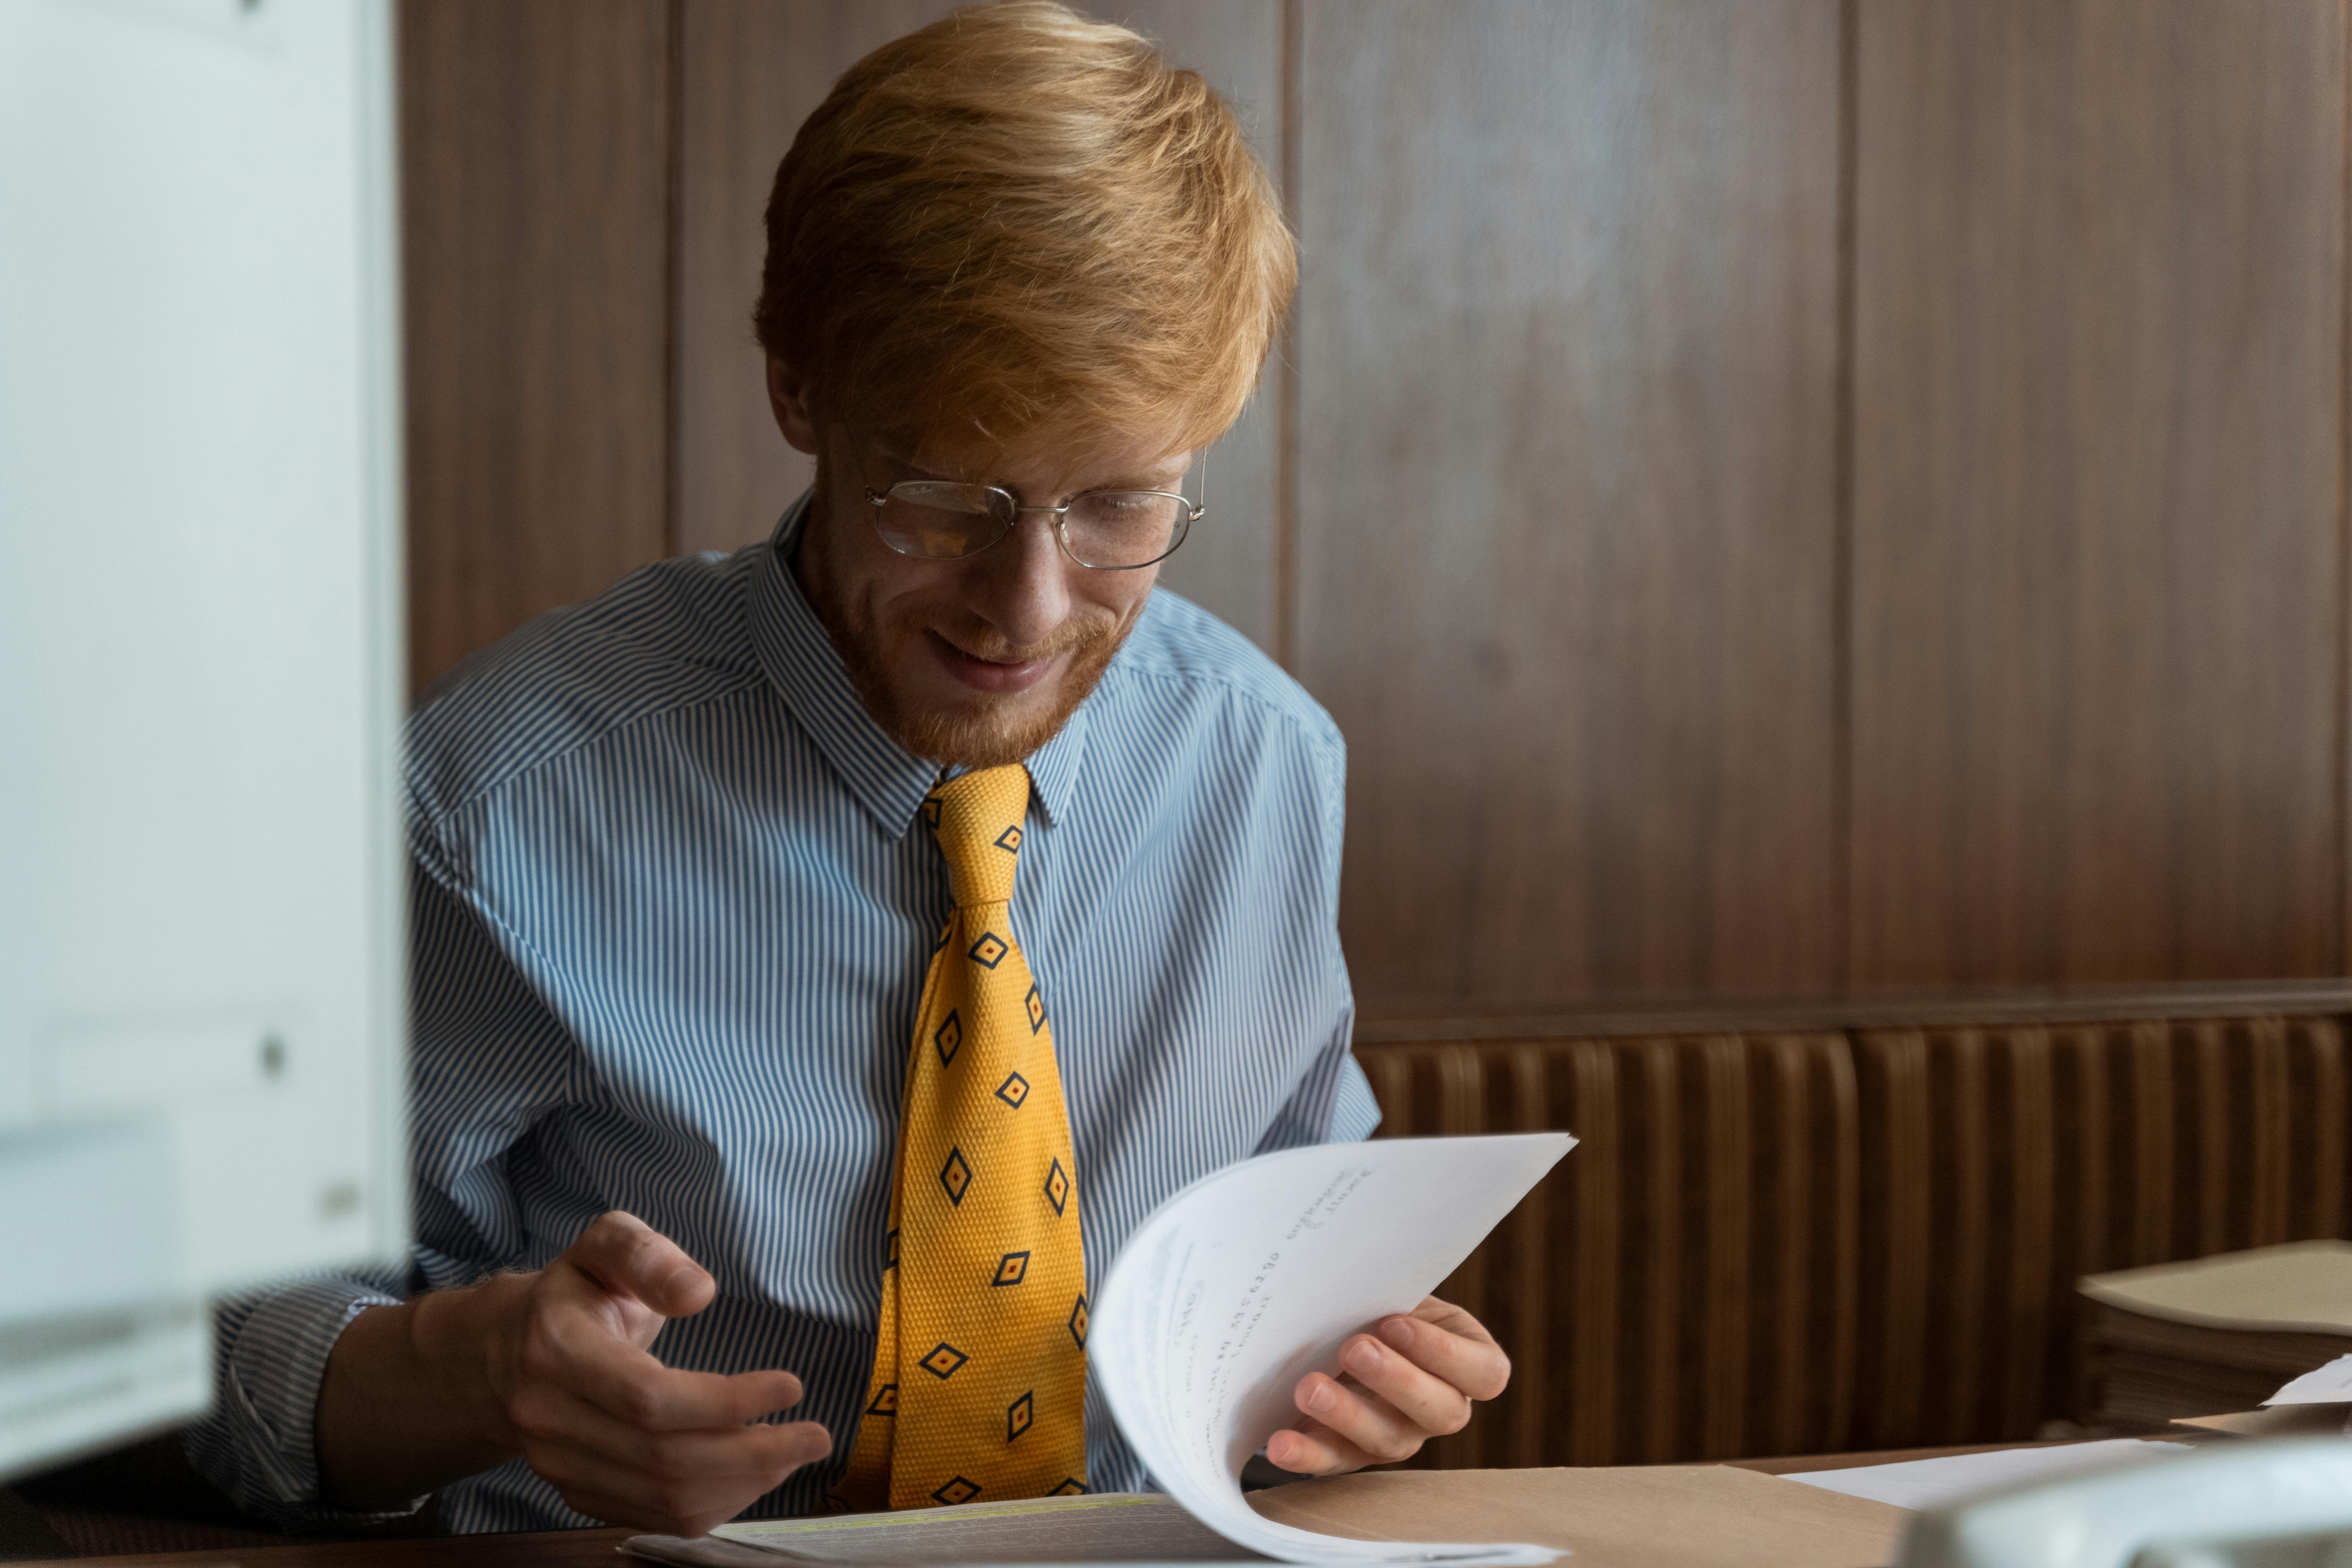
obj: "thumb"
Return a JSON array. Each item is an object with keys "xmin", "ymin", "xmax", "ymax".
[{"xmin": 557, "ymin": 1210, "xmax": 716, "ymax": 1321}]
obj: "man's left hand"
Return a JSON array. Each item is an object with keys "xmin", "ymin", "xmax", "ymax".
[{"xmin": 1264, "ymin": 1296, "xmax": 1510, "ymax": 1475}]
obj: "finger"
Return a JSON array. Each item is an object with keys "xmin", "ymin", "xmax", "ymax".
[
  {"xmin": 1377, "ymin": 1303, "xmax": 1512, "ymax": 1402},
  {"xmin": 1335, "ymin": 1333, "xmax": 1472, "ymax": 1437},
  {"xmin": 559, "ymin": 1212, "xmax": 717, "ymax": 1320},
  {"xmin": 532, "ymin": 1416, "xmax": 830, "ymax": 1510},
  {"xmin": 1263, "ymin": 1421, "xmax": 1383, "ymax": 1477},
  {"xmin": 527, "ymin": 1417, "xmax": 833, "ymax": 1535},
  {"xmin": 1408, "ymin": 1296, "xmax": 1499, "ymax": 1346},
  {"xmin": 537, "ymin": 1318, "xmax": 807, "ymax": 1432},
  {"xmin": 1291, "ymin": 1369, "xmax": 1423, "ymax": 1465},
  {"xmin": 512, "ymin": 1378, "xmax": 826, "ymax": 1475}
]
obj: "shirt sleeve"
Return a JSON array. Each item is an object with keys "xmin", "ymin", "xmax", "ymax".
[
  {"xmin": 180, "ymin": 1276, "xmax": 414, "ymax": 1530},
  {"xmin": 1255, "ymin": 723, "xmax": 1379, "ymax": 1154},
  {"xmin": 181, "ymin": 854, "xmax": 585, "ymax": 1528},
  {"xmin": 1254, "ymin": 1009, "xmax": 1381, "ymax": 1154}
]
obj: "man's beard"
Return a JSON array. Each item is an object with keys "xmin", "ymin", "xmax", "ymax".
[{"xmin": 808, "ymin": 572, "xmax": 1132, "ymax": 769}]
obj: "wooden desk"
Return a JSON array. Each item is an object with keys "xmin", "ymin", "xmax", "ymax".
[{"xmin": 7, "ymin": 1444, "xmax": 2085, "ymax": 1568}]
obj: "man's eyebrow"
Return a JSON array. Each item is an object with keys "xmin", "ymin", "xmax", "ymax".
[{"xmin": 897, "ymin": 461, "xmax": 1189, "ymax": 494}]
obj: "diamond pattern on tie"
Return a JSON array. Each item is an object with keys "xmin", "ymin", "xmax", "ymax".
[
  {"xmin": 939, "ymin": 1148, "xmax": 972, "ymax": 1206},
  {"xmin": 835, "ymin": 763, "xmax": 1087, "ymax": 1513}
]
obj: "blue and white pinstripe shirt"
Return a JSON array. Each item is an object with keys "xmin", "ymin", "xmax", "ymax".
[{"xmin": 186, "ymin": 496, "xmax": 1377, "ymax": 1534}]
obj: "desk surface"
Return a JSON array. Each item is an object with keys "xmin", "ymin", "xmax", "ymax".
[{"xmin": 11, "ymin": 1443, "xmax": 2083, "ymax": 1568}]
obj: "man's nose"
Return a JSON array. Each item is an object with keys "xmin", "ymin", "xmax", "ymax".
[{"xmin": 966, "ymin": 511, "xmax": 1076, "ymax": 650}]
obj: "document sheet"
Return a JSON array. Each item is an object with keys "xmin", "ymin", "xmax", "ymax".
[
  {"xmin": 1093, "ymin": 1134, "xmax": 1573, "ymax": 1565},
  {"xmin": 2266, "ymin": 1351, "xmax": 2352, "ymax": 1405},
  {"xmin": 1780, "ymin": 1439, "xmax": 2190, "ymax": 1511}
]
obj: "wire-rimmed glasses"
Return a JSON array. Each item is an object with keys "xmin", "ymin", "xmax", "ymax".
[{"xmin": 863, "ymin": 459, "xmax": 1205, "ymax": 570}]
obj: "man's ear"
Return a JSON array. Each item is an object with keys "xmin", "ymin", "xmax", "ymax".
[{"xmin": 766, "ymin": 356, "xmax": 820, "ymax": 456}]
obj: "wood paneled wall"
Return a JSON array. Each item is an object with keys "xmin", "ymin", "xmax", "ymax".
[
  {"xmin": 1848, "ymin": 0, "xmax": 2347, "ymax": 991},
  {"xmin": 1297, "ymin": 2, "xmax": 1843, "ymax": 1009},
  {"xmin": 401, "ymin": 0, "xmax": 675, "ymax": 696},
  {"xmin": 400, "ymin": 0, "xmax": 2351, "ymax": 1020}
]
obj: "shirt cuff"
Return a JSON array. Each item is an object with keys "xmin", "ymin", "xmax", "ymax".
[{"xmin": 185, "ymin": 1278, "xmax": 426, "ymax": 1529}]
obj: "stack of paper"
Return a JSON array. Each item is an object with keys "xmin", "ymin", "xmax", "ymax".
[
  {"xmin": 2076, "ymin": 1242, "xmax": 2352, "ymax": 1428},
  {"xmin": 2162, "ymin": 1348, "xmax": 2352, "ymax": 1440}
]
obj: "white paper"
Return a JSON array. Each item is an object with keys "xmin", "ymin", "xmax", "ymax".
[
  {"xmin": 1094, "ymin": 1134, "xmax": 1574, "ymax": 1566},
  {"xmin": 2265, "ymin": 1352, "xmax": 2352, "ymax": 1405},
  {"xmin": 1781, "ymin": 1439, "xmax": 2190, "ymax": 1511},
  {"xmin": 708, "ymin": 1491, "xmax": 1265, "ymax": 1563}
]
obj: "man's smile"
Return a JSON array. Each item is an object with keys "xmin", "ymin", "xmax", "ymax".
[{"xmin": 924, "ymin": 628, "xmax": 1060, "ymax": 694}]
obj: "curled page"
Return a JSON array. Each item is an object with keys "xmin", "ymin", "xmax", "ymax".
[
  {"xmin": 1095, "ymin": 1134, "xmax": 1574, "ymax": 1566},
  {"xmin": 2265, "ymin": 1352, "xmax": 2352, "ymax": 1406}
]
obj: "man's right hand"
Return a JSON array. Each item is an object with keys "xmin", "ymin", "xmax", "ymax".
[{"xmin": 317, "ymin": 1212, "xmax": 832, "ymax": 1536}]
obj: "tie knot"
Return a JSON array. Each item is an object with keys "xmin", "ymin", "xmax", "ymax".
[{"xmin": 922, "ymin": 764, "xmax": 1030, "ymax": 907}]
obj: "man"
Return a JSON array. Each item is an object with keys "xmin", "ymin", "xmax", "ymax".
[{"xmin": 189, "ymin": 0, "xmax": 1508, "ymax": 1537}]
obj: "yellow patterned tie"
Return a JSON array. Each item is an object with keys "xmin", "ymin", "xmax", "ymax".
[{"xmin": 832, "ymin": 764, "xmax": 1089, "ymax": 1511}]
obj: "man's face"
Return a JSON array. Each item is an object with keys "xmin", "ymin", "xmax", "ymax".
[{"xmin": 769, "ymin": 360, "xmax": 1186, "ymax": 768}]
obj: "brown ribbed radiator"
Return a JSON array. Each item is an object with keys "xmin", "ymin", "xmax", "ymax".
[
  {"xmin": 1851, "ymin": 1018, "xmax": 2351, "ymax": 1449},
  {"xmin": 1352, "ymin": 1015, "xmax": 2352, "ymax": 1468},
  {"xmin": 1354, "ymin": 1034, "xmax": 1860, "ymax": 1467}
]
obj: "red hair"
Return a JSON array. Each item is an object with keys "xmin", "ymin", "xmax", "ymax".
[{"xmin": 753, "ymin": 0, "xmax": 1294, "ymax": 465}]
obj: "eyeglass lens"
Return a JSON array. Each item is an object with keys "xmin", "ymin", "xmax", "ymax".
[{"xmin": 871, "ymin": 480, "xmax": 1191, "ymax": 569}]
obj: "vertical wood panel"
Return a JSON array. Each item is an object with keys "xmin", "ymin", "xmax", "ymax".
[
  {"xmin": 2000, "ymin": 1033, "xmax": 2056, "ymax": 1438},
  {"xmin": 1848, "ymin": 0, "xmax": 2347, "ymax": 989},
  {"xmin": 671, "ymin": 0, "xmax": 1288, "ymax": 652},
  {"xmin": 1855, "ymin": 1028, "xmax": 1931, "ymax": 1445},
  {"xmin": 1296, "ymin": 0, "xmax": 1842, "ymax": 1013},
  {"xmin": 401, "ymin": 0, "xmax": 675, "ymax": 692},
  {"xmin": 671, "ymin": 0, "xmax": 960, "ymax": 561}
]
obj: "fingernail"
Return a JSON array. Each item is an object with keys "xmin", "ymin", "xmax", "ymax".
[
  {"xmin": 1380, "ymin": 1317, "xmax": 1417, "ymax": 1350},
  {"xmin": 1343, "ymin": 1339, "xmax": 1383, "ymax": 1376},
  {"xmin": 1305, "ymin": 1377, "xmax": 1338, "ymax": 1413}
]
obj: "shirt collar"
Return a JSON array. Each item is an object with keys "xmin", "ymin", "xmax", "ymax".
[{"xmin": 748, "ymin": 491, "xmax": 1093, "ymax": 838}]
